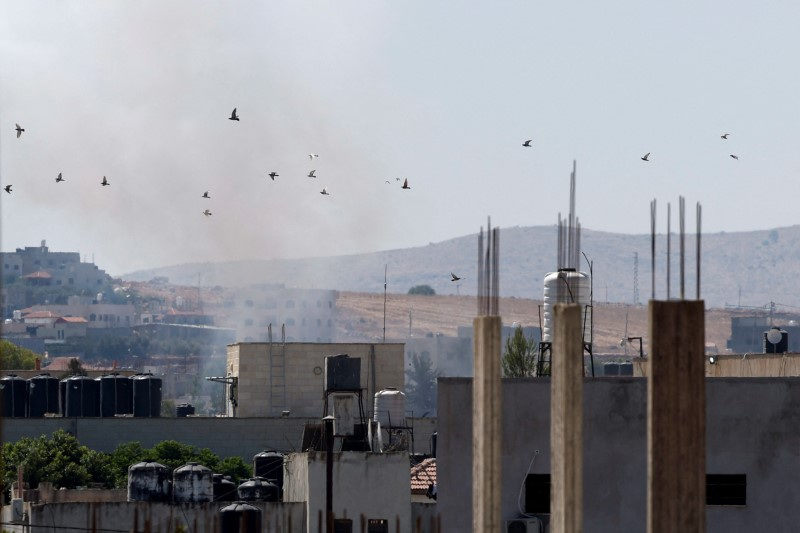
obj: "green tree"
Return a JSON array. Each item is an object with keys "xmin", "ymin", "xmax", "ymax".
[
  {"xmin": 0, "ymin": 340, "xmax": 38, "ymax": 370},
  {"xmin": 405, "ymin": 352, "xmax": 438, "ymax": 416},
  {"xmin": 63, "ymin": 357, "xmax": 87, "ymax": 377},
  {"xmin": 408, "ymin": 285, "xmax": 436, "ymax": 296},
  {"xmin": 502, "ymin": 326, "xmax": 538, "ymax": 377},
  {"xmin": 216, "ymin": 456, "xmax": 252, "ymax": 484}
]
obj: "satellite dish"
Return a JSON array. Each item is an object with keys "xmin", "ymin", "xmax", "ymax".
[{"xmin": 766, "ymin": 327, "xmax": 783, "ymax": 345}]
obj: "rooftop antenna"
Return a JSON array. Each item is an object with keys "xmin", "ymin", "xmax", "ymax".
[
  {"xmin": 696, "ymin": 203, "xmax": 702, "ymax": 300},
  {"xmin": 383, "ymin": 264, "xmax": 387, "ymax": 343},
  {"xmin": 680, "ymin": 196, "xmax": 686, "ymax": 300},
  {"xmin": 477, "ymin": 218, "xmax": 499, "ymax": 316},
  {"xmin": 667, "ymin": 203, "xmax": 671, "ymax": 300},
  {"xmin": 650, "ymin": 199, "xmax": 657, "ymax": 300}
]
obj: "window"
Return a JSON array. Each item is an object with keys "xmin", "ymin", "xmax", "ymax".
[
  {"xmin": 90, "ymin": 314, "xmax": 96, "ymax": 322},
  {"xmin": 286, "ymin": 300, "xmax": 295, "ymax": 308},
  {"xmin": 244, "ymin": 319, "xmax": 254, "ymax": 326},
  {"xmin": 286, "ymin": 318, "xmax": 295, "ymax": 326},
  {"xmin": 56, "ymin": 280, "xmax": 62, "ymax": 285},
  {"xmin": 328, "ymin": 319, "xmax": 332, "ymax": 327},
  {"xmin": 245, "ymin": 299, "xmax": 254, "ymax": 307},
  {"xmin": 68, "ymin": 278, "xmax": 74, "ymax": 285},
  {"xmin": 265, "ymin": 300, "xmax": 277, "ymax": 309},
  {"xmin": 302, "ymin": 300, "xmax": 307, "ymax": 308},
  {"xmin": 524, "ymin": 474, "xmax": 551, "ymax": 514},
  {"xmin": 317, "ymin": 319, "xmax": 322, "ymax": 326},
  {"xmin": 707, "ymin": 474, "xmax": 746, "ymax": 506},
  {"xmin": 301, "ymin": 318, "xmax": 306, "ymax": 326}
]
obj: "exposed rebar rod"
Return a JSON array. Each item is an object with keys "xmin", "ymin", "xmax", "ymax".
[
  {"xmin": 650, "ymin": 199, "xmax": 657, "ymax": 300},
  {"xmin": 696, "ymin": 202, "xmax": 702, "ymax": 300},
  {"xmin": 667, "ymin": 203, "xmax": 671, "ymax": 300},
  {"xmin": 680, "ymin": 196, "xmax": 686, "ymax": 300},
  {"xmin": 477, "ymin": 218, "xmax": 500, "ymax": 316}
]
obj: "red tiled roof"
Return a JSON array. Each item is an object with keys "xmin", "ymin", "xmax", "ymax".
[
  {"xmin": 410, "ymin": 458, "xmax": 436, "ymax": 492},
  {"xmin": 23, "ymin": 310, "xmax": 60, "ymax": 319},
  {"xmin": 56, "ymin": 316, "xmax": 89, "ymax": 324},
  {"xmin": 22, "ymin": 271, "xmax": 52, "ymax": 279}
]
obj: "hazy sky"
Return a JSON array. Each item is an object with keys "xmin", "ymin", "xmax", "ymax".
[{"xmin": 2, "ymin": 2, "xmax": 799, "ymax": 277}]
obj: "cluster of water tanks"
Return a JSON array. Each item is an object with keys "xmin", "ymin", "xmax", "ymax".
[
  {"xmin": 0, "ymin": 372, "xmax": 162, "ymax": 418},
  {"xmin": 127, "ymin": 450, "xmax": 285, "ymax": 505}
]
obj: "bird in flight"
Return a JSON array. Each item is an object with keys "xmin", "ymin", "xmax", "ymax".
[
  {"xmin": 402, "ymin": 179, "xmax": 411, "ymax": 190},
  {"xmin": 202, "ymin": 191, "xmax": 210, "ymax": 198},
  {"xmin": 101, "ymin": 176, "xmax": 109, "ymax": 186},
  {"xmin": 721, "ymin": 133, "xmax": 730, "ymax": 139},
  {"xmin": 56, "ymin": 173, "xmax": 64, "ymax": 183},
  {"xmin": 15, "ymin": 124, "xmax": 24, "ymax": 138},
  {"xmin": 451, "ymin": 272, "xmax": 462, "ymax": 282},
  {"xmin": 268, "ymin": 172, "xmax": 279, "ymax": 180},
  {"xmin": 229, "ymin": 108, "xmax": 239, "ymax": 121},
  {"xmin": 308, "ymin": 153, "xmax": 319, "ymax": 161},
  {"xmin": 641, "ymin": 152, "xmax": 650, "ymax": 161},
  {"xmin": 320, "ymin": 187, "xmax": 330, "ymax": 195},
  {"xmin": 385, "ymin": 180, "xmax": 391, "ymax": 184},
  {"xmin": 522, "ymin": 139, "xmax": 532, "ymax": 147},
  {"xmin": 395, "ymin": 178, "xmax": 401, "ymax": 182},
  {"xmin": 203, "ymin": 209, "xmax": 212, "ymax": 216},
  {"xmin": 730, "ymin": 154, "xmax": 739, "ymax": 160},
  {"xmin": 4, "ymin": 185, "xmax": 11, "ymax": 193},
  {"xmin": 307, "ymin": 170, "xmax": 316, "ymax": 178}
]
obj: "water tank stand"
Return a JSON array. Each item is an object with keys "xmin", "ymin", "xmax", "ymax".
[
  {"xmin": 536, "ymin": 341, "xmax": 593, "ymax": 377},
  {"xmin": 323, "ymin": 388, "xmax": 368, "ymax": 448}
]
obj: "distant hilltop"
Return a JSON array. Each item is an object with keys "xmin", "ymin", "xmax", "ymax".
[{"xmin": 121, "ymin": 225, "xmax": 800, "ymax": 310}]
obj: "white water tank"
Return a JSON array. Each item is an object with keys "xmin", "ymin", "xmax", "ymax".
[
  {"xmin": 542, "ymin": 269, "xmax": 591, "ymax": 342},
  {"xmin": 373, "ymin": 388, "xmax": 406, "ymax": 427}
]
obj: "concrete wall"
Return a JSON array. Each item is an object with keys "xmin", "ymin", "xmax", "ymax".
[
  {"xmin": 229, "ymin": 342, "xmax": 405, "ymax": 417},
  {"xmin": 438, "ymin": 377, "xmax": 800, "ymax": 533},
  {"xmin": 633, "ymin": 353, "xmax": 800, "ymax": 378},
  {"xmin": 2, "ymin": 416, "xmax": 437, "ymax": 460},
  {"xmin": 19, "ymin": 500, "xmax": 305, "ymax": 533},
  {"xmin": 284, "ymin": 451, "xmax": 411, "ymax": 533}
]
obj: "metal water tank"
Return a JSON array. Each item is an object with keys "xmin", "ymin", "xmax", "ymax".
[
  {"xmin": 176, "ymin": 403, "xmax": 196, "ymax": 417},
  {"xmin": 542, "ymin": 269, "xmax": 591, "ymax": 342},
  {"xmin": 213, "ymin": 474, "xmax": 238, "ymax": 502},
  {"xmin": 324, "ymin": 354, "xmax": 361, "ymax": 391},
  {"xmin": 253, "ymin": 450, "xmax": 284, "ymax": 496},
  {"xmin": 132, "ymin": 373, "xmax": 162, "ymax": 417},
  {"xmin": 219, "ymin": 502, "xmax": 261, "ymax": 533},
  {"xmin": 63, "ymin": 376, "xmax": 100, "ymax": 417},
  {"xmin": 173, "ymin": 462, "xmax": 213, "ymax": 503},
  {"xmin": 1, "ymin": 375, "xmax": 28, "ymax": 417},
  {"xmin": 603, "ymin": 362, "xmax": 620, "ymax": 376},
  {"xmin": 28, "ymin": 373, "xmax": 60, "ymax": 417},
  {"xmin": 237, "ymin": 477, "xmax": 279, "ymax": 502},
  {"xmin": 373, "ymin": 388, "xmax": 406, "ymax": 428},
  {"xmin": 127, "ymin": 461, "xmax": 171, "ymax": 502},
  {"xmin": 98, "ymin": 373, "xmax": 133, "ymax": 417}
]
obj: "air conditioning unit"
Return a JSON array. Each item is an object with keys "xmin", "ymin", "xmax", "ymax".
[{"xmin": 505, "ymin": 517, "xmax": 543, "ymax": 533}]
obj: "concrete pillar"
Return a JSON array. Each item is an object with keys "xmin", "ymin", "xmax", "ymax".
[
  {"xmin": 647, "ymin": 300, "xmax": 706, "ymax": 533},
  {"xmin": 472, "ymin": 315, "xmax": 502, "ymax": 533},
  {"xmin": 550, "ymin": 304, "xmax": 583, "ymax": 533}
]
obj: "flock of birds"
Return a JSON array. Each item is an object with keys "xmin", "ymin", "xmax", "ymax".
[
  {"xmin": 4, "ymin": 109, "xmax": 415, "ymax": 203},
  {"xmin": 3, "ymin": 119, "xmax": 740, "ymax": 284}
]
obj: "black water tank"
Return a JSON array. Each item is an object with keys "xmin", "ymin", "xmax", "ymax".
[
  {"xmin": 127, "ymin": 461, "xmax": 171, "ymax": 502},
  {"xmin": 99, "ymin": 373, "xmax": 133, "ymax": 417},
  {"xmin": 237, "ymin": 477, "xmax": 279, "ymax": 502},
  {"xmin": 213, "ymin": 474, "xmax": 237, "ymax": 502},
  {"xmin": 1, "ymin": 375, "xmax": 28, "ymax": 417},
  {"xmin": 219, "ymin": 502, "xmax": 261, "ymax": 533},
  {"xmin": 253, "ymin": 450, "xmax": 283, "ymax": 496},
  {"xmin": 176, "ymin": 403, "xmax": 195, "ymax": 417},
  {"xmin": 324, "ymin": 354, "xmax": 360, "ymax": 391},
  {"xmin": 28, "ymin": 373, "xmax": 60, "ymax": 417},
  {"xmin": 63, "ymin": 376, "xmax": 99, "ymax": 417},
  {"xmin": 132, "ymin": 373, "xmax": 162, "ymax": 417}
]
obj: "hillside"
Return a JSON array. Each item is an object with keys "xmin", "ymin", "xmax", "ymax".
[
  {"xmin": 123, "ymin": 225, "xmax": 800, "ymax": 310},
  {"xmin": 335, "ymin": 291, "xmax": 738, "ymax": 355}
]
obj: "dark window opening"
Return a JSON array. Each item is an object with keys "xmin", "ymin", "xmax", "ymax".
[
  {"xmin": 707, "ymin": 474, "xmax": 746, "ymax": 506},
  {"xmin": 525, "ymin": 474, "xmax": 550, "ymax": 514},
  {"xmin": 367, "ymin": 519, "xmax": 388, "ymax": 533}
]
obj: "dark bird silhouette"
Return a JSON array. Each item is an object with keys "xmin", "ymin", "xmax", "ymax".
[
  {"xmin": 4, "ymin": 185, "xmax": 11, "ymax": 193},
  {"xmin": 320, "ymin": 187, "xmax": 330, "ymax": 195},
  {"xmin": 15, "ymin": 124, "xmax": 24, "ymax": 138},
  {"xmin": 56, "ymin": 173, "xmax": 64, "ymax": 183},
  {"xmin": 451, "ymin": 272, "xmax": 461, "ymax": 282},
  {"xmin": 522, "ymin": 139, "xmax": 532, "ymax": 147},
  {"xmin": 308, "ymin": 170, "xmax": 316, "ymax": 178},
  {"xmin": 402, "ymin": 179, "xmax": 410, "ymax": 190},
  {"xmin": 268, "ymin": 172, "xmax": 279, "ymax": 180},
  {"xmin": 730, "ymin": 154, "xmax": 739, "ymax": 160},
  {"xmin": 721, "ymin": 133, "xmax": 730, "ymax": 139},
  {"xmin": 395, "ymin": 178, "xmax": 401, "ymax": 182},
  {"xmin": 385, "ymin": 180, "xmax": 391, "ymax": 184},
  {"xmin": 229, "ymin": 108, "xmax": 239, "ymax": 121},
  {"xmin": 202, "ymin": 191, "xmax": 210, "ymax": 198},
  {"xmin": 203, "ymin": 209, "xmax": 212, "ymax": 216},
  {"xmin": 101, "ymin": 176, "xmax": 109, "ymax": 186},
  {"xmin": 641, "ymin": 152, "xmax": 650, "ymax": 161}
]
